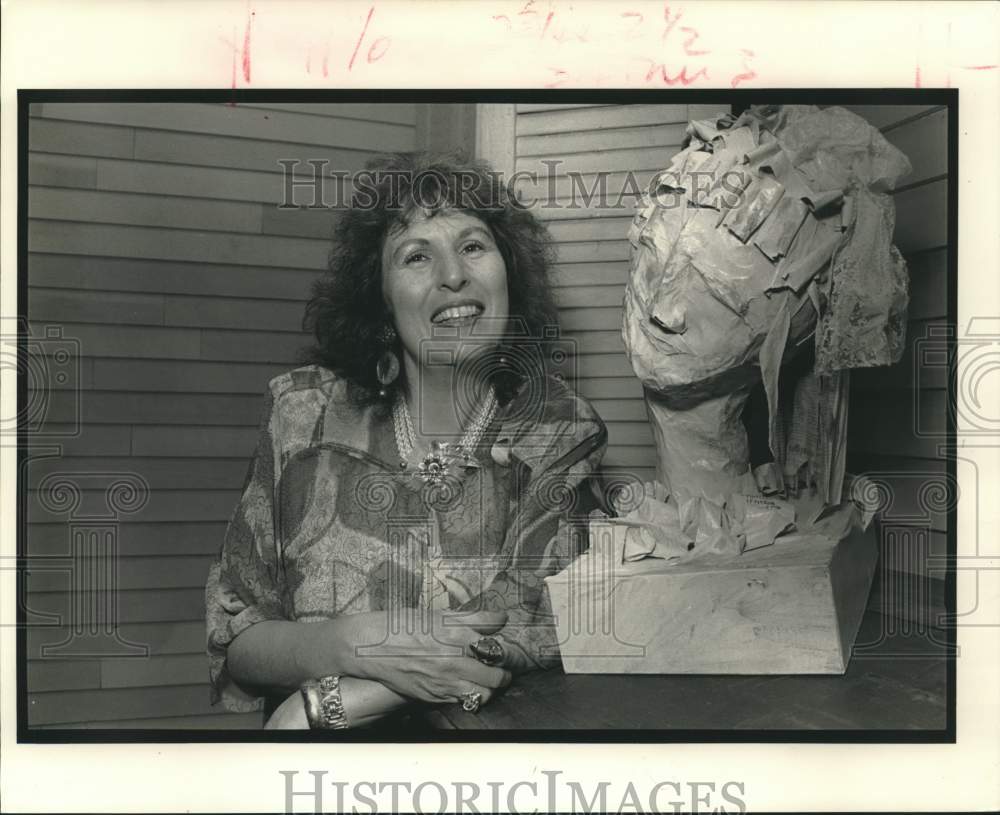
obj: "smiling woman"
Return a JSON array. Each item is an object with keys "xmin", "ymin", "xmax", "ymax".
[{"xmin": 204, "ymin": 152, "xmax": 609, "ymax": 730}]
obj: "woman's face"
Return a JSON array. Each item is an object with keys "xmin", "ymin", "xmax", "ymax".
[{"xmin": 380, "ymin": 209, "xmax": 509, "ymax": 376}]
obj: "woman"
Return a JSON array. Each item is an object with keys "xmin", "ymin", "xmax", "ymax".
[{"xmin": 205, "ymin": 151, "xmax": 608, "ymax": 729}]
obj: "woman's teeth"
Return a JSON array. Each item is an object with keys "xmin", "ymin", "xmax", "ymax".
[{"xmin": 432, "ymin": 305, "xmax": 484, "ymax": 324}]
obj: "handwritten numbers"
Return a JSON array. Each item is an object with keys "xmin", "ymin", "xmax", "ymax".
[{"xmin": 348, "ymin": 6, "xmax": 391, "ymax": 71}]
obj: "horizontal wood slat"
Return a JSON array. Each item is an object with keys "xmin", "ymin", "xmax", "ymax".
[
  {"xmin": 27, "ymin": 684, "xmax": 217, "ymax": 726},
  {"xmin": 517, "ymin": 104, "xmax": 689, "ymax": 136},
  {"xmin": 26, "ymin": 588, "xmax": 207, "ymax": 626},
  {"xmin": 29, "ymin": 220, "xmax": 330, "ymax": 270},
  {"xmin": 31, "ymin": 319, "xmax": 312, "ymax": 366},
  {"xmin": 26, "ymin": 520, "xmax": 229, "ymax": 557},
  {"xmin": 29, "ymin": 188, "xmax": 263, "ymax": 234},
  {"xmin": 27, "ymin": 620, "xmax": 207, "ymax": 659},
  {"xmin": 519, "ymin": 123, "xmax": 687, "ymax": 158},
  {"xmin": 28, "ymin": 253, "xmax": 322, "ymax": 301},
  {"xmin": 516, "ymin": 103, "xmax": 609, "ymax": 114},
  {"xmin": 27, "ymin": 489, "xmax": 242, "ymax": 524},
  {"xmin": 24, "ymin": 555, "xmax": 216, "ymax": 593},
  {"xmin": 30, "ymin": 118, "xmax": 134, "ymax": 159},
  {"xmin": 235, "ymin": 102, "xmax": 418, "ymax": 124},
  {"xmin": 515, "ymin": 169, "xmax": 661, "ymax": 205},
  {"xmin": 33, "ymin": 103, "xmax": 416, "ymax": 152},
  {"xmin": 552, "ymin": 262, "xmax": 629, "ymax": 288},
  {"xmin": 29, "ymin": 288, "xmax": 309, "ymax": 332},
  {"xmin": 133, "ymin": 128, "xmax": 374, "ymax": 176},
  {"xmin": 35, "ymin": 391, "xmax": 265, "ymax": 426},
  {"xmin": 29, "ymin": 154, "xmax": 97, "ymax": 188},
  {"xmin": 516, "ymin": 148, "xmax": 680, "ymax": 178},
  {"xmin": 88, "ymin": 358, "xmax": 286, "ymax": 393}
]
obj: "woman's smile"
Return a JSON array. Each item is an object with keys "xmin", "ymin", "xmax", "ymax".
[
  {"xmin": 431, "ymin": 300, "xmax": 485, "ymax": 326},
  {"xmin": 381, "ymin": 209, "xmax": 509, "ymax": 366}
]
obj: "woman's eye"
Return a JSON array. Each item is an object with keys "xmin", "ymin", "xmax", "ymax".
[
  {"xmin": 461, "ymin": 241, "xmax": 486, "ymax": 255},
  {"xmin": 404, "ymin": 251, "xmax": 429, "ymax": 265}
]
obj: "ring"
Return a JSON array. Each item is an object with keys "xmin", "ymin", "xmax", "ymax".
[
  {"xmin": 470, "ymin": 636, "xmax": 505, "ymax": 666},
  {"xmin": 460, "ymin": 691, "xmax": 482, "ymax": 713}
]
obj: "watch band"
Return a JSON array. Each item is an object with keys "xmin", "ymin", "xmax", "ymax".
[{"xmin": 300, "ymin": 675, "xmax": 349, "ymax": 729}]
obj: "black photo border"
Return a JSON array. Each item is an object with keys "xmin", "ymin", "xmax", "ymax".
[{"xmin": 16, "ymin": 86, "xmax": 958, "ymax": 745}]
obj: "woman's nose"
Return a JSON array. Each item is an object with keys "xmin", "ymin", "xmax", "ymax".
[{"xmin": 438, "ymin": 249, "xmax": 469, "ymax": 291}]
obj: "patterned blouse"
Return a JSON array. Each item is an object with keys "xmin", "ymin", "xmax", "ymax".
[{"xmin": 205, "ymin": 365, "xmax": 607, "ymax": 712}]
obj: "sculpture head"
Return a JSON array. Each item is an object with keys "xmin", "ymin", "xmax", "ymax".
[
  {"xmin": 624, "ymin": 105, "xmax": 911, "ymax": 405},
  {"xmin": 622, "ymin": 105, "xmax": 911, "ymax": 502}
]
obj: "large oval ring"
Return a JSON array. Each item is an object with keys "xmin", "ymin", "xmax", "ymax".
[
  {"xmin": 470, "ymin": 635, "xmax": 505, "ymax": 667},
  {"xmin": 461, "ymin": 691, "xmax": 482, "ymax": 713}
]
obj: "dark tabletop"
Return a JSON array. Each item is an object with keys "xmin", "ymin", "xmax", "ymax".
[{"xmin": 426, "ymin": 612, "xmax": 949, "ymax": 732}]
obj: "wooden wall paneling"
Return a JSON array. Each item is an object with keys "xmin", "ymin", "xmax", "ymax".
[
  {"xmin": 26, "ymin": 520, "xmax": 230, "ymax": 556},
  {"xmin": 25, "ymin": 101, "xmax": 420, "ymax": 727},
  {"xmin": 27, "ymin": 621, "xmax": 208, "ymax": 659},
  {"xmin": 30, "ymin": 220, "xmax": 331, "ymax": 270},
  {"xmin": 32, "ymin": 103, "xmax": 417, "ymax": 151},
  {"xmin": 28, "ymin": 254, "xmax": 322, "ymax": 301}
]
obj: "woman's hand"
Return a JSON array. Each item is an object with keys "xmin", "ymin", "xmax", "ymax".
[
  {"xmin": 335, "ymin": 607, "xmax": 513, "ymax": 706},
  {"xmin": 264, "ymin": 690, "xmax": 309, "ymax": 730}
]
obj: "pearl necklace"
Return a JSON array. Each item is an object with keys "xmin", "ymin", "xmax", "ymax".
[{"xmin": 391, "ymin": 387, "xmax": 499, "ymax": 484}]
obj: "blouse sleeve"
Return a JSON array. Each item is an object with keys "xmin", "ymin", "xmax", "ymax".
[
  {"xmin": 471, "ymin": 397, "xmax": 609, "ymax": 672},
  {"xmin": 205, "ymin": 384, "xmax": 290, "ymax": 712}
]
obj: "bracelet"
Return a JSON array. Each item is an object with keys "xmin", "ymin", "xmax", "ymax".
[{"xmin": 300, "ymin": 675, "xmax": 349, "ymax": 729}]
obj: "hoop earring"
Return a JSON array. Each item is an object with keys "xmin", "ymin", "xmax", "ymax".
[{"xmin": 376, "ymin": 325, "xmax": 400, "ymax": 399}]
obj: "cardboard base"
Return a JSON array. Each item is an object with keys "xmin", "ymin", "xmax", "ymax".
[{"xmin": 545, "ymin": 524, "xmax": 878, "ymax": 674}]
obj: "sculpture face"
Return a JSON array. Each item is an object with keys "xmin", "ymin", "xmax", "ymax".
[
  {"xmin": 621, "ymin": 105, "xmax": 911, "ymax": 505},
  {"xmin": 624, "ymin": 105, "xmax": 912, "ymax": 402},
  {"xmin": 626, "ymin": 198, "xmax": 807, "ymax": 397}
]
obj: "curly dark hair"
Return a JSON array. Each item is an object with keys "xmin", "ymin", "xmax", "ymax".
[{"xmin": 302, "ymin": 150, "xmax": 560, "ymax": 412}]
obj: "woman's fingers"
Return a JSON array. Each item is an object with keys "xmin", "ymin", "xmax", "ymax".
[
  {"xmin": 439, "ymin": 609, "xmax": 508, "ymax": 635},
  {"xmin": 449, "ymin": 656, "xmax": 512, "ymax": 690}
]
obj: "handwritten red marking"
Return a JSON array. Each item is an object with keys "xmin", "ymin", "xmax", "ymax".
[
  {"xmin": 662, "ymin": 4, "xmax": 682, "ymax": 43},
  {"xmin": 349, "ymin": 6, "xmax": 375, "ymax": 70},
  {"xmin": 731, "ymin": 48, "xmax": 757, "ymax": 87},
  {"xmin": 915, "ymin": 63, "xmax": 921, "ymax": 88},
  {"xmin": 963, "ymin": 64, "xmax": 998, "ymax": 70},
  {"xmin": 367, "ymin": 33, "xmax": 390, "ymax": 63},
  {"xmin": 348, "ymin": 6, "xmax": 390, "ymax": 70},
  {"xmin": 679, "ymin": 26, "xmax": 709, "ymax": 57},
  {"xmin": 545, "ymin": 67, "xmax": 570, "ymax": 88},
  {"xmin": 541, "ymin": 10, "xmax": 555, "ymax": 39},
  {"xmin": 645, "ymin": 61, "xmax": 710, "ymax": 85},
  {"xmin": 242, "ymin": 10, "xmax": 253, "ymax": 83},
  {"xmin": 621, "ymin": 11, "xmax": 643, "ymax": 40}
]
